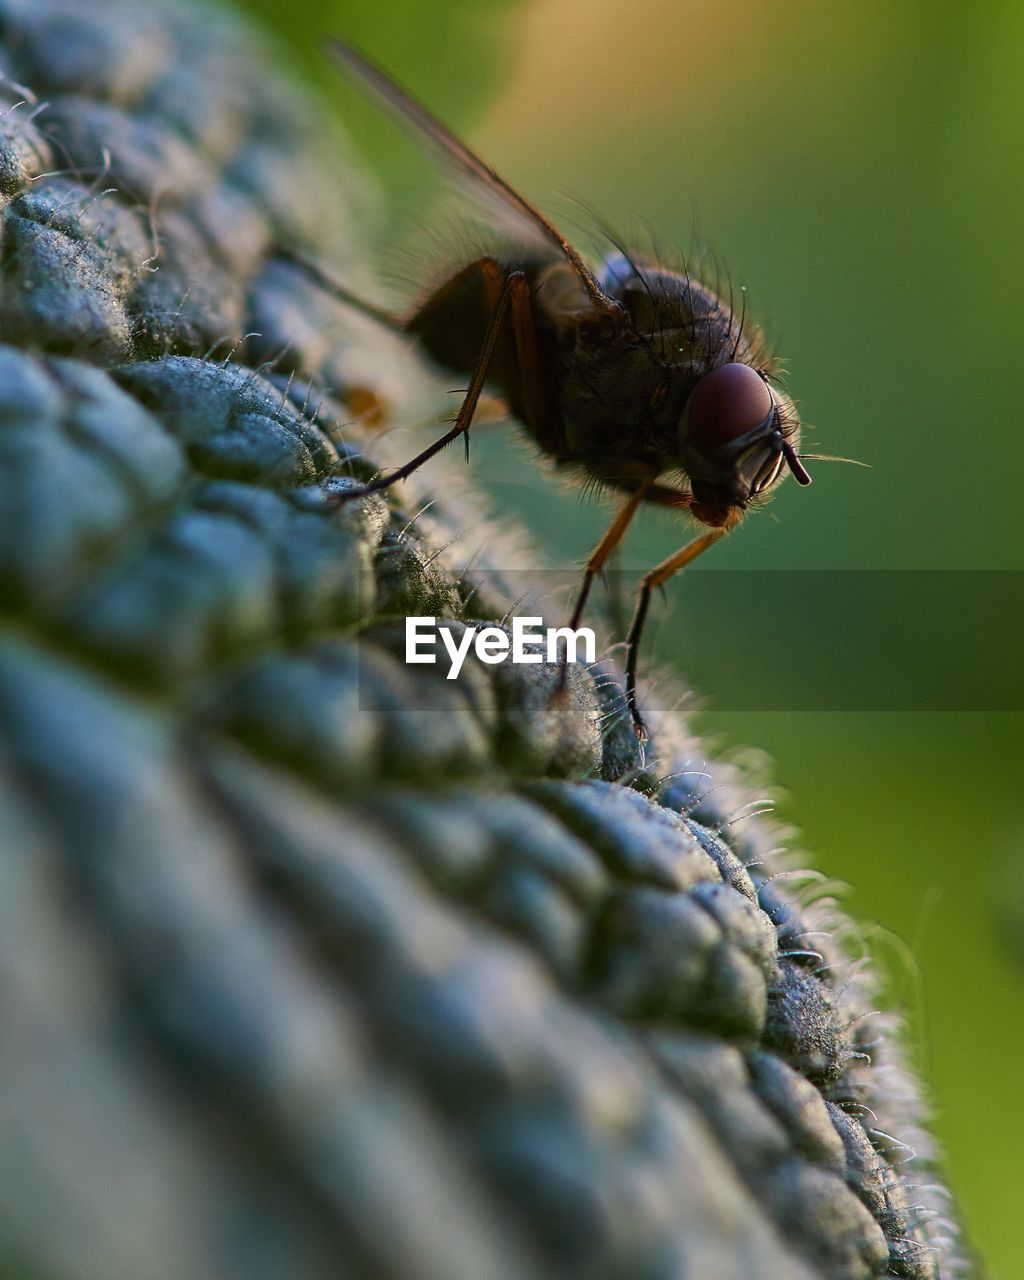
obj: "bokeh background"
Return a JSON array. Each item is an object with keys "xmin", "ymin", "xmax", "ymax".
[{"xmin": 239, "ymin": 0, "xmax": 1022, "ymax": 1273}]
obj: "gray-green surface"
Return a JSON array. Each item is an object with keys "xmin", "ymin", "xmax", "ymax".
[{"xmin": 0, "ymin": 1, "xmax": 966, "ymax": 1277}]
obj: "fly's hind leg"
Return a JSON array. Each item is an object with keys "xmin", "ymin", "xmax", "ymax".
[{"xmin": 333, "ymin": 258, "xmax": 531, "ymax": 505}]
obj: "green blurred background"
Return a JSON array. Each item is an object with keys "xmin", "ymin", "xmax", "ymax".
[{"xmin": 240, "ymin": 0, "xmax": 1021, "ymax": 1272}]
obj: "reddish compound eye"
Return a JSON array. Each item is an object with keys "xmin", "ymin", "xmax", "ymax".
[{"xmin": 685, "ymin": 362, "xmax": 775, "ymax": 450}]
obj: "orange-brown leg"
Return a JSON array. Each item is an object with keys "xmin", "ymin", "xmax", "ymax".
[
  {"xmin": 508, "ymin": 266, "xmax": 546, "ymax": 432},
  {"xmin": 468, "ymin": 257, "xmax": 547, "ymax": 450},
  {"xmin": 625, "ymin": 520, "xmax": 737, "ymax": 738},
  {"xmin": 556, "ymin": 479, "xmax": 654, "ymax": 694},
  {"xmin": 472, "ymin": 258, "xmax": 504, "ymax": 461},
  {"xmin": 335, "ymin": 266, "xmax": 531, "ymax": 502}
]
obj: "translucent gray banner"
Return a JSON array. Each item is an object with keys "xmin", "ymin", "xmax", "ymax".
[{"xmin": 361, "ymin": 569, "xmax": 1023, "ymax": 712}]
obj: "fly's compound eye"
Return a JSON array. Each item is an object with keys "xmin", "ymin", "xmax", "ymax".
[{"xmin": 684, "ymin": 362, "xmax": 775, "ymax": 452}]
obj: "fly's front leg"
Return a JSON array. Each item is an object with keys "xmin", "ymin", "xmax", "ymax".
[
  {"xmin": 567, "ymin": 479, "xmax": 694, "ymax": 637},
  {"xmin": 555, "ymin": 478, "xmax": 654, "ymax": 695},
  {"xmin": 625, "ymin": 518, "xmax": 737, "ymax": 739},
  {"xmin": 333, "ymin": 259, "xmax": 527, "ymax": 504}
]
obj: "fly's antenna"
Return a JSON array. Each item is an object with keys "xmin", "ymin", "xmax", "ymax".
[{"xmin": 781, "ymin": 439, "xmax": 813, "ymax": 486}]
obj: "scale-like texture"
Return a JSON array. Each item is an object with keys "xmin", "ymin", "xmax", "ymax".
[{"xmin": 0, "ymin": 2, "xmax": 966, "ymax": 1277}]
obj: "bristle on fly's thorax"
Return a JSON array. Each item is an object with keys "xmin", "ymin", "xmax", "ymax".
[{"xmin": 595, "ymin": 249, "xmax": 774, "ymax": 380}]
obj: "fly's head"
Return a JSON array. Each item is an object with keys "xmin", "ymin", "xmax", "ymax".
[{"xmin": 679, "ymin": 363, "xmax": 810, "ymax": 526}]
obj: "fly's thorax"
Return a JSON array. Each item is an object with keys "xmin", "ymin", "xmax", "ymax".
[
  {"xmin": 557, "ymin": 323, "xmax": 701, "ymax": 474},
  {"xmin": 595, "ymin": 251, "xmax": 761, "ymax": 369}
]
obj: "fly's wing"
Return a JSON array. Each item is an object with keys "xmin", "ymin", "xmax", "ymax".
[{"xmin": 325, "ymin": 39, "xmax": 611, "ymax": 308}]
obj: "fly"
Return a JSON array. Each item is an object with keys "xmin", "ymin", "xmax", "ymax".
[{"xmin": 303, "ymin": 39, "xmax": 813, "ymax": 738}]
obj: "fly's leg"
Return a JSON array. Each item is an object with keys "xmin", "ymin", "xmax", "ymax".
[
  {"xmin": 601, "ymin": 483, "xmax": 694, "ymax": 643},
  {"xmin": 273, "ymin": 246, "xmax": 405, "ymax": 331},
  {"xmin": 333, "ymin": 264, "xmax": 531, "ymax": 504},
  {"xmin": 625, "ymin": 521, "xmax": 734, "ymax": 739},
  {"xmin": 555, "ymin": 480, "xmax": 653, "ymax": 695},
  {"xmin": 606, "ymin": 544, "xmax": 626, "ymax": 644}
]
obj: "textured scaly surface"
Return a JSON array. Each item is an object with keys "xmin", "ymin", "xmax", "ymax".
[{"xmin": 0, "ymin": 2, "xmax": 965, "ymax": 1277}]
